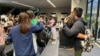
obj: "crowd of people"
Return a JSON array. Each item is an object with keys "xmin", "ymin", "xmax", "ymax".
[
  {"xmin": 0, "ymin": 10, "xmax": 58, "ymax": 56},
  {"xmin": 0, "ymin": 7, "xmax": 93, "ymax": 56}
]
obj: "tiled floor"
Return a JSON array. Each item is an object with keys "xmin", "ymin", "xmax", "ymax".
[
  {"xmin": 59, "ymin": 43, "xmax": 100, "ymax": 56},
  {"xmin": 82, "ymin": 43, "xmax": 100, "ymax": 56},
  {"xmin": 59, "ymin": 48, "xmax": 74, "ymax": 56}
]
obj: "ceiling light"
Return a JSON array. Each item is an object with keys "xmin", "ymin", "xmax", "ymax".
[
  {"xmin": 11, "ymin": 1, "xmax": 34, "ymax": 8},
  {"xmin": 47, "ymin": 0, "xmax": 56, "ymax": 8}
]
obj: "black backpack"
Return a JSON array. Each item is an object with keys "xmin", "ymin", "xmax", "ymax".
[{"xmin": 36, "ymin": 27, "xmax": 52, "ymax": 47}]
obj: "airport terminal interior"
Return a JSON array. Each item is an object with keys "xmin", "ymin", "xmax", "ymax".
[{"xmin": 0, "ymin": 0, "xmax": 100, "ymax": 56}]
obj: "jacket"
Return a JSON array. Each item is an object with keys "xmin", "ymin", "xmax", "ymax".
[
  {"xmin": 7, "ymin": 23, "xmax": 43, "ymax": 56},
  {"xmin": 63, "ymin": 18, "xmax": 86, "ymax": 50}
]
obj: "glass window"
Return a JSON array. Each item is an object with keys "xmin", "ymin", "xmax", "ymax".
[
  {"xmin": 87, "ymin": 1, "xmax": 92, "ymax": 27},
  {"xmin": 98, "ymin": 5, "xmax": 100, "ymax": 39},
  {"xmin": 92, "ymin": 0, "xmax": 98, "ymax": 15},
  {"xmin": 87, "ymin": 2, "xmax": 91, "ymax": 14},
  {"xmin": 88, "ymin": 0, "xmax": 92, "ymax": 2},
  {"xmin": 96, "ymin": 4, "xmax": 100, "ymax": 40},
  {"xmin": 91, "ymin": 0, "xmax": 98, "ymax": 29}
]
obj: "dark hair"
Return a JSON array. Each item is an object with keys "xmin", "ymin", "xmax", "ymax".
[
  {"xmin": 74, "ymin": 7, "xmax": 83, "ymax": 18},
  {"xmin": 35, "ymin": 12, "xmax": 40, "ymax": 16},
  {"xmin": 8, "ymin": 17, "xmax": 13, "ymax": 21},
  {"xmin": 26, "ymin": 10, "xmax": 34, "ymax": 19},
  {"xmin": 18, "ymin": 12, "xmax": 30, "ymax": 34},
  {"xmin": 65, "ymin": 16, "xmax": 74, "ymax": 28}
]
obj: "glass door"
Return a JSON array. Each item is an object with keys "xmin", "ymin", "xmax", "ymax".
[
  {"xmin": 97, "ymin": 5, "xmax": 100, "ymax": 41},
  {"xmin": 91, "ymin": 0, "xmax": 98, "ymax": 38}
]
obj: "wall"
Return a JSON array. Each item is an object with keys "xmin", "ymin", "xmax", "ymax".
[
  {"xmin": 40, "ymin": 8, "xmax": 71, "ymax": 21},
  {"xmin": 71, "ymin": 0, "xmax": 87, "ymax": 17}
]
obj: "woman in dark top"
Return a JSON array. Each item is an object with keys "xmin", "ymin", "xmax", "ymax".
[{"xmin": 7, "ymin": 12, "xmax": 44, "ymax": 56}]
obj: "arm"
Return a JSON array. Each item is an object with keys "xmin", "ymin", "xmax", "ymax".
[
  {"xmin": 77, "ymin": 33, "xmax": 86, "ymax": 39},
  {"xmin": 32, "ymin": 22, "xmax": 44, "ymax": 33},
  {"xmin": 63, "ymin": 21, "xmax": 82, "ymax": 37}
]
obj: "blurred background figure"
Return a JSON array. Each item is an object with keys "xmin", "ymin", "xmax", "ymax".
[
  {"xmin": 0, "ymin": 22, "xmax": 5, "ymax": 56},
  {"xmin": 47, "ymin": 16, "xmax": 57, "ymax": 44},
  {"xmin": 7, "ymin": 18, "xmax": 14, "ymax": 33},
  {"xmin": 0, "ymin": 14, "xmax": 8, "ymax": 29}
]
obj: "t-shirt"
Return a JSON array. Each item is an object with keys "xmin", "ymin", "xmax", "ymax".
[{"xmin": 30, "ymin": 18, "xmax": 38, "ymax": 25}]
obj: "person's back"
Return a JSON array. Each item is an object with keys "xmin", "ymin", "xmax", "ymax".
[
  {"xmin": 8, "ymin": 25, "xmax": 39, "ymax": 56},
  {"xmin": 59, "ymin": 16, "xmax": 75, "ymax": 48},
  {"xmin": 73, "ymin": 18, "xmax": 85, "ymax": 50},
  {"xmin": 7, "ymin": 12, "xmax": 43, "ymax": 56}
]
